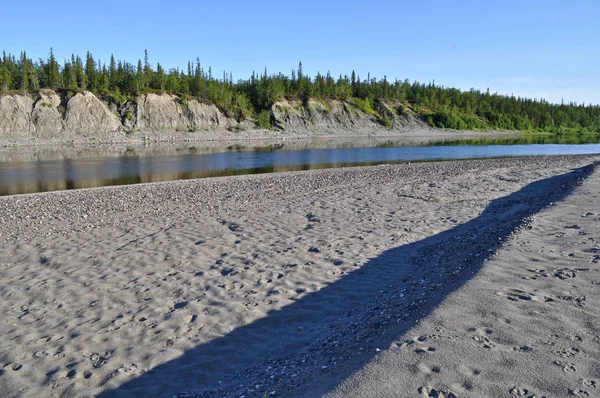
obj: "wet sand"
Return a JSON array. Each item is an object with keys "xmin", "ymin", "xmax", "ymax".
[{"xmin": 0, "ymin": 155, "xmax": 598, "ymax": 397}]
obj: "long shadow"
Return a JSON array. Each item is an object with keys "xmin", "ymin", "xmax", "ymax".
[{"xmin": 99, "ymin": 162, "xmax": 598, "ymax": 398}]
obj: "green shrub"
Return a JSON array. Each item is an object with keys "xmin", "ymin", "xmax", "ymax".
[
  {"xmin": 379, "ymin": 113, "xmax": 393, "ymax": 128},
  {"xmin": 180, "ymin": 93, "xmax": 190, "ymax": 109},
  {"xmin": 429, "ymin": 110, "xmax": 488, "ymax": 130},
  {"xmin": 351, "ymin": 97, "xmax": 378, "ymax": 116},
  {"xmin": 256, "ymin": 109, "xmax": 272, "ymax": 129}
]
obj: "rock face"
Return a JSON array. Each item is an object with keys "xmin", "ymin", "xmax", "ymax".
[
  {"xmin": 270, "ymin": 98, "xmax": 428, "ymax": 131},
  {"xmin": 135, "ymin": 93, "xmax": 190, "ymax": 132},
  {"xmin": 0, "ymin": 94, "xmax": 34, "ymax": 137},
  {"xmin": 187, "ymin": 100, "xmax": 236, "ymax": 130},
  {"xmin": 0, "ymin": 91, "xmax": 122, "ymax": 139},
  {"xmin": 0, "ymin": 90, "xmax": 428, "ymax": 140},
  {"xmin": 133, "ymin": 94, "xmax": 239, "ymax": 132},
  {"xmin": 31, "ymin": 92, "xmax": 64, "ymax": 137},
  {"xmin": 64, "ymin": 91, "xmax": 122, "ymax": 136}
]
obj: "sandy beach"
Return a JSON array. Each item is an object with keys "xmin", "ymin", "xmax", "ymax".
[{"xmin": 0, "ymin": 155, "xmax": 599, "ymax": 397}]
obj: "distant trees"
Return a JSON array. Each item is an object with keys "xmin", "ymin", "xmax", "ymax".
[
  {"xmin": 0, "ymin": 64, "xmax": 12, "ymax": 91},
  {"xmin": 47, "ymin": 48, "xmax": 61, "ymax": 89},
  {"xmin": 0, "ymin": 48, "xmax": 599, "ymax": 133}
]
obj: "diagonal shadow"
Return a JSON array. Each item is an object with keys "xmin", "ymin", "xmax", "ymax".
[{"xmin": 98, "ymin": 162, "xmax": 598, "ymax": 398}]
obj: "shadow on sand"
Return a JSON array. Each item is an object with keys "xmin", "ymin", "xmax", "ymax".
[{"xmin": 99, "ymin": 162, "xmax": 597, "ymax": 398}]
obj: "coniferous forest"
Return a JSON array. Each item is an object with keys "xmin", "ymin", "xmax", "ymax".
[{"xmin": 0, "ymin": 49, "xmax": 599, "ymax": 134}]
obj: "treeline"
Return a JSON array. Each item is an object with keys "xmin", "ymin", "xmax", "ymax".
[{"xmin": 0, "ymin": 49, "xmax": 599, "ymax": 133}]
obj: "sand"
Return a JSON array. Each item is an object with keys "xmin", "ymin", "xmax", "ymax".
[
  {"xmin": 318, "ymin": 165, "xmax": 600, "ymax": 398},
  {"xmin": 0, "ymin": 155, "xmax": 599, "ymax": 397}
]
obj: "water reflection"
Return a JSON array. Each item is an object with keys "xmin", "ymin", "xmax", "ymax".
[
  {"xmin": 1, "ymin": 134, "xmax": 599, "ymax": 196},
  {"xmin": 0, "ymin": 162, "xmax": 373, "ymax": 196},
  {"xmin": 433, "ymin": 133, "xmax": 600, "ymax": 146}
]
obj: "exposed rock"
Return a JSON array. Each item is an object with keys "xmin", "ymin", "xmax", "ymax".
[
  {"xmin": 271, "ymin": 99, "xmax": 310, "ymax": 129},
  {"xmin": 270, "ymin": 98, "xmax": 428, "ymax": 131},
  {"xmin": 135, "ymin": 93, "xmax": 190, "ymax": 132},
  {"xmin": 119, "ymin": 101, "xmax": 138, "ymax": 131},
  {"xmin": 305, "ymin": 99, "xmax": 377, "ymax": 130},
  {"xmin": 0, "ymin": 90, "xmax": 429, "ymax": 140},
  {"xmin": 272, "ymin": 98, "xmax": 369, "ymax": 130},
  {"xmin": 187, "ymin": 100, "xmax": 236, "ymax": 130},
  {"xmin": 31, "ymin": 92, "xmax": 63, "ymax": 137},
  {"xmin": 0, "ymin": 94, "xmax": 34, "ymax": 137},
  {"xmin": 63, "ymin": 91, "xmax": 122, "ymax": 136},
  {"xmin": 377, "ymin": 101, "xmax": 426, "ymax": 130}
]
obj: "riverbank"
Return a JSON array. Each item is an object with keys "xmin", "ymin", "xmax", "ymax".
[
  {"xmin": 0, "ymin": 155, "xmax": 598, "ymax": 397},
  {"xmin": 0, "ymin": 126, "xmax": 518, "ymax": 154},
  {"xmin": 0, "ymin": 129, "xmax": 518, "ymax": 163},
  {"xmin": 0, "ymin": 89, "xmax": 520, "ymax": 146}
]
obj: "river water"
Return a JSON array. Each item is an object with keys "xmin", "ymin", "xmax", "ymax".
[{"xmin": 1, "ymin": 136, "xmax": 599, "ymax": 196}]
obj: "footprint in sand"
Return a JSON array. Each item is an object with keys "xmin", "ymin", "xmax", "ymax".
[
  {"xmin": 497, "ymin": 288, "xmax": 536, "ymax": 301},
  {"xmin": 580, "ymin": 379, "xmax": 598, "ymax": 389},
  {"xmin": 568, "ymin": 388, "xmax": 591, "ymax": 397},
  {"xmin": 418, "ymin": 385, "xmax": 457, "ymax": 398},
  {"xmin": 509, "ymin": 386, "xmax": 548, "ymax": 398},
  {"xmin": 218, "ymin": 282, "xmax": 244, "ymax": 291},
  {"xmin": 513, "ymin": 345, "xmax": 534, "ymax": 353},
  {"xmin": 399, "ymin": 340, "xmax": 415, "ymax": 348},
  {"xmin": 553, "ymin": 268, "xmax": 589, "ymax": 280},
  {"xmin": 472, "ymin": 335, "xmax": 496, "ymax": 349},
  {"xmin": 8, "ymin": 363, "xmax": 23, "ymax": 371},
  {"xmin": 398, "ymin": 333, "xmax": 460, "ymax": 349},
  {"xmin": 557, "ymin": 294, "xmax": 586, "ymax": 307},
  {"xmin": 523, "ymin": 269, "xmax": 549, "ymax": 280},
  {"xmin": 414, "ymin": 347, "xmax": 437, "ymax": 354},
  {"xmin": 553, "ymin": 347, "xmax": 580, "ymax": 358},
  {"xmin": 469, "ymin": 328, "xmax": 496, "ymax": 349},
  {"xmin": 554, "ymin": 360, "xmax": 577, "ymax": 373},
  {"xmin": 243, "ymin": 301, "xmax": 259, "ymax": 310},
  {"xmin": 496, "ymin": 289, "xmax": 553, "ymax": 303},
  {"xmin": 418, "ymin": 363, "xmax": 442, "ymax": 375},
  {"xmin": 32, "ymin": 350, "xmax": 51, "ymax": 358},
  {"xmin": 399, "ymin": 334, "xmax": 431, "ymax": 348},
  {"xmin": 87, "ymin": 351, "xmax": 112, "ymax": 369},
  {"xmin": 117, "ymin": 363, "xmax": 138, "ymax": 374},
  {"xmin": 97, "ymin": 315, "xmax": 131, "ymax": 333}
]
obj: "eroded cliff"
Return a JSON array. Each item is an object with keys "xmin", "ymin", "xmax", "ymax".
[{"xmin": 0, "ymin": 90, "xmax": 428, "ymax": 140}]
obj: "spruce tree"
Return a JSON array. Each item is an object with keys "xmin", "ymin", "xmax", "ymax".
[
  {"xmin": 137, "ymin": 59, "xmax": 144, "ymax": 92},
  {"xmin": 19, "ymin": 52, "xmax": 30, "ymax": 90},
  {"xmin": 48, "ymin": 48, "xmax": 60, "ymax": 89},
  {"xmin": 109, "ymin": 54, "xmax": 116, "ymax": 90},
  {"xmin": 85, "ymin": 51, "xmax": 96, "ymax": 91},
  {"xmin": 0, "ymin": 65, "xmax": 11, "ymax": 91}
]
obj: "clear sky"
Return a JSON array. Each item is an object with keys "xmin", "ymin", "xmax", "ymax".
[{"xmin": 2, "ymin": 0, "xmax": 599, "ymax": 104}]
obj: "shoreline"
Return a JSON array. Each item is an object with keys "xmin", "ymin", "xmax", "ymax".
[
  {"xmin": 0, "ymin": 155, "xmax": 599, "ymax": 397},
  {"xmin": 0, "ymin": 127, "xmax": 517, "ymax": 152}
]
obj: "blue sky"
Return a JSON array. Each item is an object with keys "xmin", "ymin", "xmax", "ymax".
[{"xmin": 2, "ymin": 0, "xmax": 599, "ymax": 104}]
